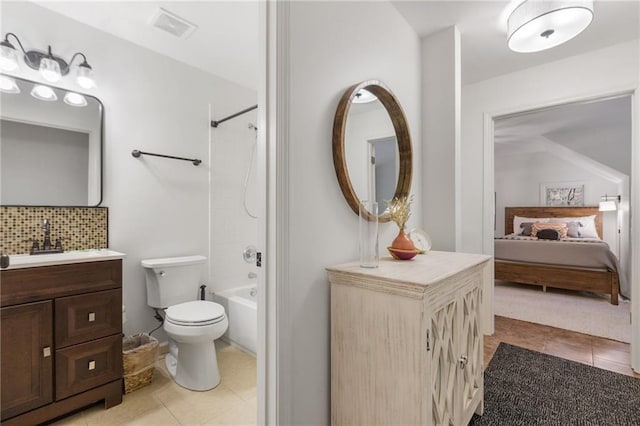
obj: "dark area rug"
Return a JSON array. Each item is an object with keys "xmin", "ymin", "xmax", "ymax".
[{"xmin": 469, "ymin": 343, "xmax": 640, "ymax": 425}]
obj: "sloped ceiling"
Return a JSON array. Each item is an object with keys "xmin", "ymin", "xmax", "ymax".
[{"xmin": 494, "ymin": 96, "xmax": 632, "ymax": 176}]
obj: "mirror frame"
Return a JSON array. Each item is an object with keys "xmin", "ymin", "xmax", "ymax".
[
  {"xmin": 0, "ymin": 74, "xmax": 104, "ymax": 207},
  {"xmin": 332, "ymin": 80, "xmax": 412, "ymax": 222}
]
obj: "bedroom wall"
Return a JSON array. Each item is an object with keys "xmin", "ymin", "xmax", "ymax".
[
  {"xmin": 285, "ymin": 1, "xmax": 422, "ymax": 423},
  {"xmin": 495, "ymin": 151, "xmax": 619, "ymax": 253}
]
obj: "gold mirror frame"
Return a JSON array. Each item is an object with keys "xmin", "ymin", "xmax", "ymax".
[{"xmin": 332, "ymin": 80, "xmax": 413, "ymax": 222}]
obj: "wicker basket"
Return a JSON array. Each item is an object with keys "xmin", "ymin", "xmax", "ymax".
[{"xmin": 122, "ymin": 334, "xmax": 158, "ymax": 394}]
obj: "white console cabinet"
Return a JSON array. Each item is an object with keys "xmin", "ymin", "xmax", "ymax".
[{"xmin": 327, "ymin": 251, "xmax": 491, "ymax": 425}]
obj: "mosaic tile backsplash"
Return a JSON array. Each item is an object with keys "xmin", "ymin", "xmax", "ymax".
[{"xmin": 0, "ymin": 207, "xmax": 108, "ymax": 255}]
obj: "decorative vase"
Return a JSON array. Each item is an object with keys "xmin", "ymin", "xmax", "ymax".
[
  {"xmin": 391, "ymin": 228, "xmax": 416, "ymax": 250},
  {"xmin": 359, "ymin": 201, "xmax": 379, "ymax": 268},
  {"xmin": 387, "ymin": 228, "xmax": 420, "ymax": 260}
]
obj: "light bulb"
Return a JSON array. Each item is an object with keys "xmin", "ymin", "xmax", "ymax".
[
  {"xmin": 76, "ymin": 62, "xmax": 95, "ymax": 89},
  {"xmin": 31, "ymin": 84, "xmax": 58, "ymax": 101},
  {"xmin": 0, "ymin": 75, "xmax": 20, "ymax": 94},
  {"xmin": 0, "ymin": 43, "xmax": 18, "ymax": 71},
  {"xmin": 64, "ymin": 92, "xmax": 87, "ymax": 107},
  {"xmin": 39, "ymin": 57, "xmax": 62, "ymax": 82}
]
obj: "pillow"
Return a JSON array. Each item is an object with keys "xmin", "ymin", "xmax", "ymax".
[
  {"xmin": 549, "ymin": 215, "xmax": 599, "ymax": 239},
  {"xmin": 519, "ymin": 222, "xmax": 535, "ymax": 236},
  {"xmin": 531, "ymin": 222, "xmax": 568, "ymax": 239},
  {"xmin": 514, "ymin": 216, "xmax": 549, "ymax": 234},
  {"xmin": 537, "ymin": 229, "xmax": 560, "ymax": 240},
  {"xmin": 566, "ymin": 221, "xmax": 582, "ymax": 238}
]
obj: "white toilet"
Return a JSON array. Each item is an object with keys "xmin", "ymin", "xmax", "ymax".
[{"xmin": 141, "ymin": 255, "xmax": 228, "ymax": 391}]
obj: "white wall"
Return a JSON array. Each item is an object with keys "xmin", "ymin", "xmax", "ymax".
[
  {"xmin": 422, "ymin": 27, "xmax": 460, "ymax": 251},
  {"xmin": 2, "ymin": 2, "xmax": 257, "ymax": 340},
  {"xmin": 285, "ymin": 1, "xmax": 422, "ymax": 423},
  {"xmin": 495, "ymin": 151, "xmax": 619, "ymax": 251}
]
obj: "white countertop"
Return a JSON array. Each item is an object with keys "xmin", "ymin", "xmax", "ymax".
[{"xmin": 2, "ymin": 249, "xmax": 126, "ymax": 270}]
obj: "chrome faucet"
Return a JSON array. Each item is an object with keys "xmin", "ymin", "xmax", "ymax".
[
  {"xmin": 28, "ymin": 219, "xmax": 63, "ymax": 255},
  {"xmin": 42, "ymin": 219, "xmax": 51, "ymax": 250}
]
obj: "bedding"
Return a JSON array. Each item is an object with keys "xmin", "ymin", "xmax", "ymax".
[
  {"xmin": 495, "ymin": 236, "xmax": 629, "ymax": 298},
  {"xmin": 513, "ymin": 215, "xmax": 598, "ymax": 238}
]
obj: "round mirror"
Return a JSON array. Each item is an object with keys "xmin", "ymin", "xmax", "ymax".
[{"xmin": 332, "ymin": 80, "xmax": 412, "ymax": 222}]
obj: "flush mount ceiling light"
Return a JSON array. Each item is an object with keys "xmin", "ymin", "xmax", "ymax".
[
  {"xmin": 507, "ymin": 0, "xmax": 594, "ymax": 53},
  {"xmin": 0, "ymin": 74, "xmax": 20, "ymax": 94},
  {"xmin": 353, "ymin": 89, "xmax": 377, "ymax": 104},
  {"xmin": 0, "ymin": 32, "xmax": 96, "ymax": 88}
]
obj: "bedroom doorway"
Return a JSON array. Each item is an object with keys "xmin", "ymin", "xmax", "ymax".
[{"xmin": 489, "ymin": 93, "xmax": 636, "ymax": 368}]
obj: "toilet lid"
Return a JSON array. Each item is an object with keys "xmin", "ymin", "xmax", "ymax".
[{"xmin": 165, "ymin": 301, "xmax": 225, "ymax": 325}]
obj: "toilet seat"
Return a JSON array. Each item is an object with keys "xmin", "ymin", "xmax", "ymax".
[{"xmin": 165, "ymin": 300, "xmax": 225, "ymax": 327}]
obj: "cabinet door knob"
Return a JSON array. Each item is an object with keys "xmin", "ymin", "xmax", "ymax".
[
  {"xmin": 88, "ymin": 312, "xmax": 96, "ymax": 322},
  {"xmin": 88, "ymin": 360, "xmax": 96, "ymax": 371},
  {"xmin": 459, "ymin": 355, "xmax": 468, "ymax": 369},
  {"xmin": 43, "ymin": 347, "xmax": 51, "ymax": 358}
]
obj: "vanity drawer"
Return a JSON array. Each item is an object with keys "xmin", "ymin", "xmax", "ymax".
[
  {"xmin": 1, "ymin": 260, "xmax": 122, "ymax": 307},
  {"xmin": 55, "ymin": 289, "xmax": 122, "ymax": 348},
  {"xmin": 55, "ymin": 334, "xmax": 122, "ymax": 400}
]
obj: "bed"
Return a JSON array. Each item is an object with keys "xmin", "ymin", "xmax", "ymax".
[{"xmin": 494, "ymin": 206, "xmax": 622, "ymax": 305}]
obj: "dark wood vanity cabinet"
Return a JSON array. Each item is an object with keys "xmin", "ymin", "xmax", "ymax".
[{"xmin": 0, "ymin": 260, "xmax": 123, "ymax": 425}]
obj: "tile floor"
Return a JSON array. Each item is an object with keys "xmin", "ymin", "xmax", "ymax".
[
  {"xmin": 51, "ymin": 342, "xmax": 257, "ymax": 426},
  {"xmin": 486, "ymin": 315, "xmax": 639, "ymax": 378},
  {"xmin": 51, "ymin": 317, "xmax": 638, "ymax": 425}
]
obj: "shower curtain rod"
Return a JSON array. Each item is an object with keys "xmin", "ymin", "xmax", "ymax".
[{"xmin": 211, "ymin": 104, "xmax": 258, "ymax": 128}]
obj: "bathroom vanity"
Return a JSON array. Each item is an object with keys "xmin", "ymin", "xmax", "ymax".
[
  {"xmin": 327, "ymin": 251, "xmax": 491, "ymax": 426},
  {"xmin": 0, "ymin": 250, "xmax": 125, "ymax": 425}
]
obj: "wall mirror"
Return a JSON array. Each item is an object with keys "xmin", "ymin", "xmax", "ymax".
[
  {"xmin": 0, "ymin": 74, "xmax": 103, "ymax": 206},
  {"xmin": 332, "ymin": 80, "xmax": 412, "ymax": 222}
]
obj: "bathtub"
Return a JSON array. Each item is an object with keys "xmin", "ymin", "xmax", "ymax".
[{"xmin": 213, "ymin": 285, "xmax": 257, "ymax": 355}]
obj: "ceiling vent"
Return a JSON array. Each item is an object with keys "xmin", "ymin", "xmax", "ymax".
[{"xmin": 149, "ymin": 8, "xmax": 198, "ymax": 39}]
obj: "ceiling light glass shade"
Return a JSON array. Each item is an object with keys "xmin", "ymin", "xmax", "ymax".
[
  {"xmin": 76, "ymin": 63, "xmax": 95, "ymax": 89},
  {"xmin": 0, "ymin": 74, "xmax": 20, "ymax": 93},
  {"xmin": 353, "ymin": 89, "xmax": 377, "ymax": 104},
  {"xmin": 63, "ymin": 92, "xmax": 87, "ymax": 107},
  {"xmin": 508, "ymin": 0, "xmax": 594, "ymax": 53},
  {"xmin": 598, "ymin": 200, "xmax": 617, "ymax": 211},
  {"xmin": 39, "ymin": 57, "xmax": 62, "ymax": 82},
  {"xmin": 30, "ymin": 84, "xmax": 57, "ymax": 101},
  {"xmin": 0, "ymin": 42, "xmax": 18, "ymax": 71}
]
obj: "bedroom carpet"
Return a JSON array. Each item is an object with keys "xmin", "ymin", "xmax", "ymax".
[
  {"xmin": 469, "ymin": 343, "xmax": 640, "ymax": 425},
  {"xmin": 494, "ymin": 281, "xmax": 631, "ymax": 343}
]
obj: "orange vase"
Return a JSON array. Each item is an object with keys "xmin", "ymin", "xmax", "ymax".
[{"xmin": 391, "ymin": 228, "xmax": 416, "ymax": 250}]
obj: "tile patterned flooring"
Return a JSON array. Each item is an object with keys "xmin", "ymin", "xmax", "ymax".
[
  {"xmin": 52, "ymin": 343, "xmax": 257, "ymax": 426},
  {"xmin": 486, "ymin": 316, "xmax": 639, "ymax": 379},
  {"xmin": 51, "ymin": 317, "xmax": 638, "ymax": 425}
]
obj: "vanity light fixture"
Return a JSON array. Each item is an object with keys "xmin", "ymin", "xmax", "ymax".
[
  {"xmin": 30, "ymin": 84, "xmax": 57, "ymax": 101},
  {"xmin": 599, "ymin": 194, "xmax": 620, "ymax": 212},
  {"xmin": 507, "ymin": 0, "xmax": 594, "ymax": 53},
  {"xmin": 63, "ymin": 91, "xmax": 87, "ymax": 107},
  {"xmin": 353, "ymin": 89, "xmax": 377, "ymax": 104},
  {"xmin": 0, "ymin": 74, "xmax": 20, "ymax": 93},
  {"xmin": 0, "ymin": 32, "xmax": 96, "ymax": 88}
]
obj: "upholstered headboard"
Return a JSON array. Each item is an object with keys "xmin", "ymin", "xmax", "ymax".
[{"xmin": 505, "ymin": 206, "xmax": 603, "ymax": 238}]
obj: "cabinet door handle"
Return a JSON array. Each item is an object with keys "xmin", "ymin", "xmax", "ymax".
[
  {"xmin": 459, "ymin": 355, "xmax": 468, "ymax": 369},
  {"xmin": 43, "ymin": 347, "xmax": 51, "ymax": 358},
  {"xmin": 88, "ymin": 312, "xmax": 96, "ymax": 322},
  {"xmin": 88, "ymin": 360, "xmax": 96, "ymax": 371}
]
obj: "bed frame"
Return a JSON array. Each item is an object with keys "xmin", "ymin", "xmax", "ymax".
[{"xmin": 495, "ymin": 206, "xmax": 619, "ymax": 305}]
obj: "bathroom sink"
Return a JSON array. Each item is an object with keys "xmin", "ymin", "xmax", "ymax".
[{"xmin": 4, "ymin": 249, "xmax": 126, "ymax": 270}]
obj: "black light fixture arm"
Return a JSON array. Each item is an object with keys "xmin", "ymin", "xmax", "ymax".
[
  {"xmin": 68, "ymin": 51, "xmax": 91, "ymax": 68},
  {"xmin": 2, "ymin": 32, "xmax": 27, "ymax": 54}
]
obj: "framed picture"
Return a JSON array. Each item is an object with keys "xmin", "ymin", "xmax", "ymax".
[{"xmin": 540, "ymin": 182, "xmax": 585, "ymax": 206}]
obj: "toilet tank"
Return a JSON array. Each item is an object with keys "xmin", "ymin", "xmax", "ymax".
[{"xmin": 141, "ymin": 255, "xmax": 207, "ymax": 308}]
